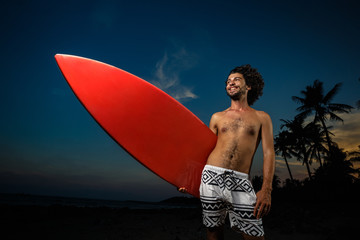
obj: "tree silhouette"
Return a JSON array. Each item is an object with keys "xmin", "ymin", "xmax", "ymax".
[
  {"xmin": 347, "ymin": 145, "xmax": 360, "ymax": 179},
  {"xmin": 280, "ymin": 118, "xmax": 313, "ymax": 179},
  {"xmin": 314, "ymin": 146, "xmax": 360, "ymax": 189},
  {"xmin": 274, "ymin": 130, "xmax": 295, "ymax": 181},
  {"xmin": 292, "ymin": 80, "xmax": 353, "ymax": 153},
  {"xmin": 305, "ymin": 122, "xmax": 328, "ymax": 167},
  {"xmin": 251, "ymin": 175, "xmax": 282, "ymax": 192}
]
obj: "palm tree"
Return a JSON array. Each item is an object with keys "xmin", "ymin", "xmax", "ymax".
[
  {"xmin": 306, "ymin": 122, "xmax": 328, "ymax": 167},
  {"xmin": 292, "ymin": 80, "xmax": 353, "ymax": 152},
  {"xmin": 315, "ymin": 146, "xmax": 360, "ymax": 185},
  {"xmin": 280, "ymin": 118, "xmax": 313, "ymax": 179},
  {"xmin": 347, "ymin": 145, "xmax": 360, "ymax": 179},
  {"xmin": 274, "ymin": 130, "xmax": 295, "ymax": 181}
]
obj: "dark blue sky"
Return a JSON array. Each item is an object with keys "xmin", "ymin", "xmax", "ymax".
[{"xmin": 1, "ymin": 0, "xmax": 359, "ymax": 201}]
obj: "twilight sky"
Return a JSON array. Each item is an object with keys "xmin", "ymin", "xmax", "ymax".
[{"xmin": 1, "ymin": 0, "xmax": 359, "ymax": 201}]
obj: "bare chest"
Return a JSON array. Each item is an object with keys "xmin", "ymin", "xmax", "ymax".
[{"xmin": 217, "ymin": 114, "xmax": 260, "ymax": 137}]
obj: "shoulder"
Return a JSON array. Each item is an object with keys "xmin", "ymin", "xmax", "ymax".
[
  {"xmin": 209, "ymin": 111, "xmax": 221, "ymax": 124},
  {"xmin": 211, "ymin": 111, "xmax": 222, "ymax": 119},
  {"xmin": 211, "ymin": 110, "xmax": 227, "ymax": 120},
  {"xmin": 209, "ymin": 110, "xmax": 227, "ymax": 126},
  {"xmin": 254, "ymin": 110, "xmax": 272, "ymax": 123}
]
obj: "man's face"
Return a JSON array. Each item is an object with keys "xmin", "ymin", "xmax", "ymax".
[{"xmin": 226, "ymin": 73, "xmax": 248, "ymax": 100}]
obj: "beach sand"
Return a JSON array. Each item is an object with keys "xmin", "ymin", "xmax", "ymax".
[{"xmin": 1, "ymin": 198, "xmax": 356, "ymax": 240}]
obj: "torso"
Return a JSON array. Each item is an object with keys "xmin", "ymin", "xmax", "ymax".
[{"xmin": 206, "ymin": 108, "xmax": 263, "ymax": 173}]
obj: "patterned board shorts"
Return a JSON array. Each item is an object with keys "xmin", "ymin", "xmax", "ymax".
[{"xmin": 199, "ymin": 165, "xmax": 264, "ymax": 237}]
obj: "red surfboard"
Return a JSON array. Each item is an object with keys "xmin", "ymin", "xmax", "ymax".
[{"xmin": 55, "ymin": 54, "xmax": 217, "ymax": 198}]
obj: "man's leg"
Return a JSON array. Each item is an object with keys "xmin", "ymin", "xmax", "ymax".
[{"xmin": 207, "ymin": 226, "xmax": 224, "ymax": 240}]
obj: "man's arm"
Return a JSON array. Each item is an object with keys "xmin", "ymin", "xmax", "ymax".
[
  {"xmin": 209, "ymin": 113, "xmax": 219, "ymax": 135},
  {"xmin": 254, "ymin": 112, "xmax": 275, "ymax": 219}
]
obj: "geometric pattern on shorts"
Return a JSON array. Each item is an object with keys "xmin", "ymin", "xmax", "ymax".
[
  {"xmin": 201, "ymin": 169, "xmax": 253, "ymax": 193},
  {"xmin": 231, "ymin": 203, "xmax": 264, "ymax": 236},
  {"xmin": 201, "ymin": 197, "xmax": 264, "ymax": 237},
  {"xmin": 200, "ymin": 168, "xmax": 264, "ymax": 237}
]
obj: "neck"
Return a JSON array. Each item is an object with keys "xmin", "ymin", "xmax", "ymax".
[{"xmin": 229, "ymin": 97, "xmax": 250, "ymax": 111}]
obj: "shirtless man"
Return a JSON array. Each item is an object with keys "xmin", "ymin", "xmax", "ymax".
[{"xmin": 183, "ymin": 65, "xmax": 275, "ymax": 240}]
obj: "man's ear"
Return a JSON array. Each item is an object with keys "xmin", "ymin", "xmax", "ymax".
[{"xmin": 247, "ymin": 85, "xmax": 251, "ymax": 90}]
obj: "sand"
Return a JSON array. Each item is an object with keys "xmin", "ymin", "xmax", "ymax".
[{"xmin": 1, "ymin": 198, "xmax": 356, "ymax": 240}]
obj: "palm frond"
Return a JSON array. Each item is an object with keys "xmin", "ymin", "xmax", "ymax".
[
  {"xmin": 328, "ymin": 103, "xmax": 353, "ymax": 113},
  {"xmin": 323, "ymin": 82, "xmax": 342, "ymax": 104},
  {"xmin": 295, "ymin": 110, "xmax": 312, "ymax": 120},
  {"xmin": 292, "ymin": 96, "xmax": 306, "ymax": 105},
  {"xmin": 328, "ymin": 112, "xmax": 344, "ymax": 122}
]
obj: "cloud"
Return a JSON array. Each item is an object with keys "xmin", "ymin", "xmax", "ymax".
[
  {"xmin": 275, "ymin": 157, "xmax": 320, "ymax": 181},
  {"xmin": 150, "ymin": 49, "xmax": 198, "ymax": 102},
  {"xmin": 330, "ymin": 109, "xmax": 360, "ymax": 152},
  {"xmin": 276, "ymin": 158, "xmax": 303, "ymax": 166}
]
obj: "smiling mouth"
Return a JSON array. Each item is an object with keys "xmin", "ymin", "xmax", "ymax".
[{"xmin": 228, "ymin": 87, "xmax": 238, "ymax": 92}]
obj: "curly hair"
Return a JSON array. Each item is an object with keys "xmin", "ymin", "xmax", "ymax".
[{"xmin": 227, "ymin": 64, "xmax": 264, "ymax": 106}]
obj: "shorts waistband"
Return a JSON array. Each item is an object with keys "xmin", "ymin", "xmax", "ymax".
[{"xmin": 204, "ymin": 165, "xmax": 249, "ymax": 179}]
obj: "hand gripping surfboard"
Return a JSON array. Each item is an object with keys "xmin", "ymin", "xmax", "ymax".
[{"xmin": 55, "ymin": 54, "xmax": 217, "ymax": 198}]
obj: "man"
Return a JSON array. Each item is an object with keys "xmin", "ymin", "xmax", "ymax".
[{"xmin": 181, "ymin": 64, "xmax": 275, "ymax": 240}]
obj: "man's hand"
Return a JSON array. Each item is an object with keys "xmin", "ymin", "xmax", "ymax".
[
  {"xmin": 253, "ymin": 188, "xmax": 271, "ymax": 219},
  {"xmin": 178, "ymin": 187, "xmax": 187, "ymax": 193}
]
